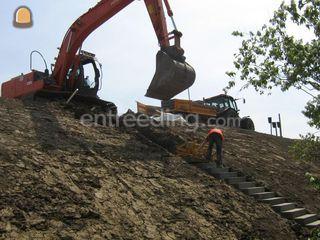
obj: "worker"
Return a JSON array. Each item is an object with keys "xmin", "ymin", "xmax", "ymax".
[{"xmin": 201, "ymin": 128, "xmax": 224, "ymax": 167}]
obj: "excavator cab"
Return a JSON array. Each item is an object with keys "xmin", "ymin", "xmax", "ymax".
[
  {"xmin": 145, "ymin": 32, "xmax": 196, "ymax": 101},
  {"xmin": 67, "ymin": 51, "xmax": 101, "ymax": 98}
]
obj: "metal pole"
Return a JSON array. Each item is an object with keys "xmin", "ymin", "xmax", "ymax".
[
  {"xmin": 187, "ymin": 88, "xmax": 192, "ymax": 112},
  {"xmin": 275, "ymin": 124, "xmax": 278, "ymax": 137},
  {"xmin": 170, "ymin": 17, "xmax": 178, "ymax": 30},
  {"xmin": 268, "ymin": 117, "xmax": 273, "ymax": 135},
  {"xmin": 278, "ymin": 114, "xmax": 283, "ymax": 138},
  {"xmin": 66, "ymin": 88, "xmax": 79, "ymax": 104},
  {"xmin": 163, "ymin": 0, "xmax": 178, "ymax": 30}
]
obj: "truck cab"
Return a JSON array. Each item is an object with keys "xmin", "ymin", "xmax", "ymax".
[
  {"xmin": 202, "ymin": 94, "xmax": 254, "ymax": 130},
  {"xmin": 203, "ymin": 94, "xmax": 239, "ymax": 112}
]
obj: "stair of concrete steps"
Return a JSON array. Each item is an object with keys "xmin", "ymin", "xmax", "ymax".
[
  {"xmin": 294, "ymin": 214, "xmax": 319, "ymax": 225},
  {"xmin": 281, "ymin": 208, "xmax": 307, "ymax": 219},
  {"xmin": 242, "ymin": 187, "xmax": 265, "ymax": 195},
  {"xmin": 261, "ymin": 197, "xmax": 286, "ymax": 205},
  {"xmin": 207, "ymin": 167, "xmax": 230, "ymax": 174},
  {"xmin": 306, "ymin": 220, "xmax": 320, "ymax": 228},
  {"xmin": 252, "ymin": 192, "xmax": 275, "ymax": 200},
  {"xmin": 232, "ymin": 182, "xmax": 256, "ymax": 189},
  {"xmin": 272, "ymin": 203, "xmax": 296, "ymax": 212},
  {"xmin": 213, "ymin": 172, "xmax": 239, "ymax": 180},
  {"xmin": 192, "ymin": 162, "xmax": 320, "ymax": 228},
  {"xmin": 195, "ymin": 163, "xmax": 215, "ymax": 170},
  {"xmin": 226, "ymin": 177, "xmax": 247, "ymax": 184}
]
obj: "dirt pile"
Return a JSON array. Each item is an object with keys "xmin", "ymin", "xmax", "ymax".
[{"xmin": 0, "ymin": 98, "xmax": 315, "ymax": 239}]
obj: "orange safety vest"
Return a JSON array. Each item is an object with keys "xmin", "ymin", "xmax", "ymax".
[{"xmin": 207, "ymin": 128, "xmax": 224, "ymax": 141}]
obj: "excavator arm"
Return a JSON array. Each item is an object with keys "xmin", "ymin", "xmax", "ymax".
[
  {"xmin": 144, "ymin": 0, "xmax": 170, "ymax": 47},
  {"xmin": 53, "ymin": 0, "xmax": 135, "ymax": 87},
  {"xmin": 52, "ymin": 0, "xmax": 195, "ymax": 100}
]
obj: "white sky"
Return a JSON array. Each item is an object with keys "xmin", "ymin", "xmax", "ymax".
[{"xmin": 0, "ymin": 0, "xmax": 317, "ymax": 138}]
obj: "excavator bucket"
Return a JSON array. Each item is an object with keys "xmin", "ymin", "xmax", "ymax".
[{"xmin": 145, "ymin": 51, "xmax": 196, "ymax": 100}]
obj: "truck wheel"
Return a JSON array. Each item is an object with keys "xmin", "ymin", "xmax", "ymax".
[
  {"xmin": 186, "ymin": 115, "xmax": 197, "ymax": 124},
  {"xmin": 218, "ymin": 108, "xmax": 239, "ymax": 127},
  {"xmin": 240, "ymin": 117, "xmax": 255, "ymax": 131}
]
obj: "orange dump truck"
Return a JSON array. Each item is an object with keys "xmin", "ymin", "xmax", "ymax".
[{"xmin": 137, "ymin": 94, "xmax": 255, "ymax": 130}]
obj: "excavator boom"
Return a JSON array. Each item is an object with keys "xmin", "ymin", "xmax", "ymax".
[{"xmin": 53, "ymin": 0, "xmax": 135, "ymax": 88}]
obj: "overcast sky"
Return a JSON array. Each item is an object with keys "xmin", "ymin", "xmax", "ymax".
[{"xmin": 0, "ymin": 0, "xmax": 318, "ymax": 138}]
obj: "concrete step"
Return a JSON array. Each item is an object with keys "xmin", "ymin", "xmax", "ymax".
[
  {"xmin": 232, "ymin": 182, "xmax": 256, "ymax": 189},
  {"xmin": 306, "ymin": 220, "xmax": 320, "ymax": 228},
  {"xmin": 242, "ymin": 187, "xmax": 265, "ymax": 195},
  {"xmin": 252, "ymin": 192, "xmax": 275, "ymax": 200},
  {"xmin": 261, "ymin": 197, "xmax": 286, "ymax": 205},
  {"xmin": 272, "ymin": 203, "xmax": 296, "ymax": 212},
  {"xmin": 294, "ymin": 214, "xmax": 318, "ymax": 225},
  {"xmin": 189, "ymin": 160, "xmax": 318, "ymax": 228},
  {"xmin": 226, "ymin": 177, "xmax": 247, "ymax": 184},
  {"xmin": 195, "ymin": 163, "xmax": 216, "ymax": 170},
  {"xmin": 213, "ymin": 172, "xmax": 238, "ymax": 179},
  {"xmin": 207, "ymin": 167, "xmax": 230, "ymax": 174},
  {"xmin": 282, "ymin": 208, "xmax": 307, "ymax": 219}
]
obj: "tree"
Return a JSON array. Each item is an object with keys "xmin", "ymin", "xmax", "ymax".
[
  {"xmin": 226, "ymin": 0, "xmax": 320, "ymax": 128},
  {"xmin": 289, "ymin": 133, "xmax": 320, "ymax": 161}
]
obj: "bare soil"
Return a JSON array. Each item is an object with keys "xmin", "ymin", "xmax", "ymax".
[{"xmin": 0, "ymin": 98, "xmax": 317, "ymax": 239}]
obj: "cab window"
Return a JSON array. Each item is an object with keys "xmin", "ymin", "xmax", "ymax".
[{"xmin": 82, "ymin": 62, "xmax": 96, "ymax": 88}]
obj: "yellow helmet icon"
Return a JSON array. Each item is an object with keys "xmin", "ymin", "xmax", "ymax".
[{"xmin": 14, "ymin": 6, "xmax": 33, "ymax": 28}]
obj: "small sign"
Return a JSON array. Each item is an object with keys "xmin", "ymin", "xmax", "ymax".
[{"xmin": 13, "ymin": 6, "xmax": 33, "ymax": 28}]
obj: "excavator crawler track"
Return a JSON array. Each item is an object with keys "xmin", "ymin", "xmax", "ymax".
[{"xmin": 33, "ymin": 90, "xmax": 118, "ymax": 115}]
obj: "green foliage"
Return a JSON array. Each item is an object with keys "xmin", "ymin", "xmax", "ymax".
[
  {"xmin": 227, "ymin": 0, "xmax": 320, "ymax": 128},
  {"xmin": 289, "ymin": 134, "xmax": 320, "ymax": 161},
  {"xmin": 305, "ymin": 172, "xmax": 320, "ymax": 191},
  {"xmin": 309, "ymin": 227, "xmax": 320, "ymax": 240},
  {"xmin": 303, "ymin": 95, "xmax": 320, "ymax": 128}
]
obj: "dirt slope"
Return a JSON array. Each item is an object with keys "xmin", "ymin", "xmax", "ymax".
[{"xmin": 0, "ymin": 98, "xmax": 314, "ymax": 239}]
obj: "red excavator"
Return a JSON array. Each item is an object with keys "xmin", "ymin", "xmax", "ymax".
[{"xmin": 1, "ymin": 0, "xmax": 195, "ymax": 113}]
